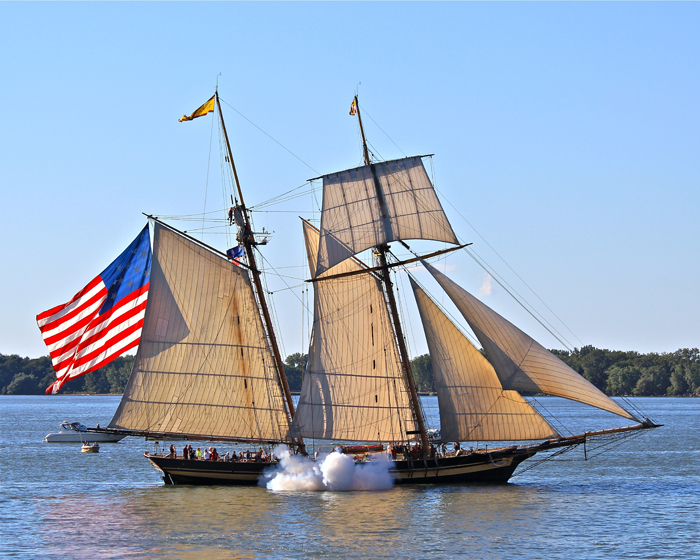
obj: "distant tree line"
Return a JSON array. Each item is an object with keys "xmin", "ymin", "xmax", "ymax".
[
  {"xmin": 410, "ymin": 345, "xmax": 700, "ymax": 396},
  {"xmin": 551, "ymin": 346, "xmax": 700, "ymax": 396},
  {"xmin": 0, "ymin": 354, "xmax": 134, "ymax": 395},
  {"xmin": 2, "ymin": 346, "xmax": 699, "ymax": 396}
]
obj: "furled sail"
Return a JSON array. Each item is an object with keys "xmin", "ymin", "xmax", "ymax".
[
  {"xmin": 109, "ymin": 222, "xmax": 291, "ymax": 443},
  {"xmin": 315, "ymin": 156, "xmax": 459, "ymax": 277},
  {"xmin": 291, "ymin": 221, "xmax": 415, "ymax": 442},
  {"xmin": 422, "ymin": 262, "xmax": 636, "ymax": 420},
  {"xmin": 410, "ymin": 278, "xmax": 559, "ymax": 441}
]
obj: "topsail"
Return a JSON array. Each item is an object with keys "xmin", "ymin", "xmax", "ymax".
[{"xmin": 315, "ymin": 156, "xmax": 458, "ymax": 277}]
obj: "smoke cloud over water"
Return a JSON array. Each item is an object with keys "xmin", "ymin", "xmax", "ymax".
[{"xmin": 260, "ymin": 446, "xmax": 395, "ymax": 491}]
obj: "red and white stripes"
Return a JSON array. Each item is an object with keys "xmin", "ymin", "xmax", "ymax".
[{"xmin": 37, "ymin": 275, "xmax": 149, "ymax": 394}]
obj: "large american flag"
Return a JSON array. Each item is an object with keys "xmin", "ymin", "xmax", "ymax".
[{"xmin": 37, "ymin": 226, "xmax": 152, "ymax": 394}]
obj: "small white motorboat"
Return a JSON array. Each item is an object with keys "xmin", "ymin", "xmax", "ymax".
[
  {"xmin": 81, "ymin": 442, "xmax": 100, "ymax": 453},
  {"xmin": 44, "ymin": 421, "xmax": 125, "ymax": 443}
]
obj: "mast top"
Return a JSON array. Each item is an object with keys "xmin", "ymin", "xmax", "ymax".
[
  {"xmin": 215, "ymin": 91, "xmax": 247, "ymax": 212},
  {"xmin": 353, "ymin": 94, "xmax": 372, "ymax": 166}
]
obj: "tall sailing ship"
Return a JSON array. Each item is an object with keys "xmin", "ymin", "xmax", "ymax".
[{"xmin": 40, "ymin": 92, "xmax": 659, "ymax": 485}]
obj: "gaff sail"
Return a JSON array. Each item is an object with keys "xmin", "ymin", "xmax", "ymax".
[
  {"xmin": 108, "ymin": 222, "xmax": 292, "ymax": 443},
  {"xmin": 291, "ymin": 221, "xmax": 415, "ymax": 442}
]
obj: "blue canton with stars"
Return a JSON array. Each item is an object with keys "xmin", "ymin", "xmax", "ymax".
[{"xmin": 98, "ymin": 225, "xmax": 152, "ymax": 315}]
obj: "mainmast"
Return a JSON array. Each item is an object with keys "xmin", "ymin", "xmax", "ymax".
[
  {"xmin": 215, "ymin": 91, "xmax": 301, "ymax": 450},
  {"xmin": 353, "ymin": 95, "xmax": 430, "ymax": 455}
]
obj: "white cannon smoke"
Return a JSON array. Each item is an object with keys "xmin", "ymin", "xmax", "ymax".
[{"xmin": 260, "ymin": 446, "xmax": 394, "ymax": 491}]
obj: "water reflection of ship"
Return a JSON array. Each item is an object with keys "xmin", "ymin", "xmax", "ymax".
[{"xmin": 104, "ymin": 92, "xmax": 659, "ymax": 485}]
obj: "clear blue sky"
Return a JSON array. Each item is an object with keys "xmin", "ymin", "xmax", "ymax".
[{"xmin": 2, "ymin": 2, "xmax": 698, "ymax": 360}]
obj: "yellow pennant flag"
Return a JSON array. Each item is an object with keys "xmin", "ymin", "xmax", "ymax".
[
  {"xmin": 179, "ymin": 95, "xmax": 215, "ymax": 122},
  {"xmin": 349, "ymin": 99, "xmax": 357, "ymax": 116}
]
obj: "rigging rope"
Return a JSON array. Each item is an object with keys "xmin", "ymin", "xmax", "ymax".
[
  {"xmin": 268, "ymin": 283, "xmax": 306, "ymax": 294},
  {"xmin": 435, "ymin": 183, "xmax": 584, "ymax": 349},
  {"xmin": 512, "ymin": 444, "xmax": 582, "ymax": 476},
  {"xmin": 527, "ymin": 396, "xmax": 575, "ymax": 437},
  {"xmin": 513, "ymin": 428, "xmax": 647, "ymax": 477},
  {"xmin": 401, "ymin": 265, "xmax": 483, "ymax": 350},
  {"xmin": 463, "ymin": 247, "xmax": 575, "ymax": 352},
  {"xmin": 218, "ymin": 97, "xmax": 320, "ymax": 175},
  {"xmin": 251, "ymin": 182, "xmax": 318, "ymax": 210},
  {"xmin": 619, "ymin": 395, "xmax": 652, "ymax": 423},
  {"xmin": 257, "ymin": 251, "xmax": 312, "ymax": 315},
  {"xmin": 360, "ymin": 105, "xmax": 408, "ymax": 159},
  {"xmin": 391, "ymin": 265, "xmax": 432, "ymax": 430}
]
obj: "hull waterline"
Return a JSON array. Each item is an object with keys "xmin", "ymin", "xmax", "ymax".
[{"xmin": 145, "ymin": 448, "xmax": 536, "ymax": 486}]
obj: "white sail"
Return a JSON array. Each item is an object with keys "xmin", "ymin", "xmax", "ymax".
[
  {"xmin": 108, "ymin": 223, "xmax": 291, "ymax": 442},
  {"xmin": 291, "ymin": 222, "xmax": 415, "ymax": 442},
  {"xmin": 315, "ymin": 156, "xmax": 458, "ymax": 277},
  {"xmin": 411, "ymin": 278, "xmax": 559, "ymax": 441},
  {"xmin": 423, "ymin": 262, "xmax": 636, "ymax": 420}
]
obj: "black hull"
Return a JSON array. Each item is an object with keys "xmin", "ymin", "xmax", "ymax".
[
  {"xmin": 391, "ymin": 449, "xmax": 535, "ymax": 484},
  {"xmin": 146, "ymin": 448, "xmax": 537, "ymax": 486}
]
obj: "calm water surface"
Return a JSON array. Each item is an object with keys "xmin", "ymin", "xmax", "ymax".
[{"xmin": 0, "ymin": 396, "xmax": 698, "ymax": 559}]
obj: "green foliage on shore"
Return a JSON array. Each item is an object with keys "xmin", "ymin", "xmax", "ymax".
[
  {"xmin": 411, "ymin": 354, "xmax": 434, "ymax": 392},
  {"xmin": 408, "ymin": 346, "xmax": 700, "ymax": 397},
  {"xmin": 283, "ymin": 352, "xmax": 307, "ymax": 392},
  {"xmin": 0, "ymin": 354, "xmax": 134, "ymax": 395},
  {"xmin": 550, "ymin": 346, "xmax": 700, "ymax": 396},
  {"xmin": 2, "ymin": 346, "xmax": 698, "ymax": 396}
]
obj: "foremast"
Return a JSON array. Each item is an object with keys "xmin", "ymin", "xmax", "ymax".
[
  {"xmin": 353, "ymin": 95, "xmax": 430, "ymax": 455},
  {"xmin": 215, "ymin": 91, "xmax": 302, "ymax": 451}
]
